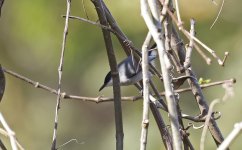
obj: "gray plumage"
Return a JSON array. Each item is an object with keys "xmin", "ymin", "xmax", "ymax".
[{"xmin": 99, "ymin": 49, "xmax": 157, "ymax": 91}]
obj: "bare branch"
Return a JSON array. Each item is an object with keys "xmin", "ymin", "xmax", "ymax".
[
  {"xmin": 218, "ymin": 122, "xmax": 242, "ymax": 150},
  {"xmin": 140, "ymin": 33, "xmax": 152, "ymax": 150},
  {"xmin": 165, "ymin": 8, "xmax": 229, "ymax": 66},
  {"xmin": 141, "ymin": 0, "xmax": 182, "ymax": 149},
  {"xmin": 51, "ymin": 0, "xmax": 71, "ymax": 149},
  {"xmin": 194, "ymin": 43, "xmax": 212, "ymax": 65},
  {"xmin": 2, "ymin": 66, "xmax": 235, "ymax": 103},
  {"xmin": 184, "ymin": 19, "xmax": 195, "ymax": 69},
  {"xmin": 0, "ymin": 128, "xmax": 24, "ymax": 150},
  {"xmin": 0, "ymin": 113, "xmax": 20, "ymax": 150},
  {"xmin": 174, "ymin": 0, "xmax": 182, "ymax": 29},
  {"xmin": 210, "ymin": 0, "xmax": 225, "ymax": 29},
  {"xmin": 91, "ymin": 1, "xmax": 123, "ymax": 150}
]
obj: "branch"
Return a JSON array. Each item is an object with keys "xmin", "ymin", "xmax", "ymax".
[
  {"xmin": 2, "ymin": 66, "xmax": 235, "ymax": 103},
  {"xmin": 0, "ymin": 113, "xmax": 22, "ymax": 150},
  {"xmin": 164, "ymin": 6, "xmax": 229, "ymax": 66},
  {"xmin": 184, "ymin": 19, "xmax": 195, "ymax": 69},
  {"xmin": 218, "ymin": 122, "xmax": 242, "ymax": 150},
  {"xmin": 91, "ymin": 1, "xmax": 123, "ymax": 150},
  {"xmin": 0, "ymin": 128, "xmax": 24, "ymax": 150},
  {"xmin": 140, "ymin": 33, "xmax": 152, "ymax": 150},
  {"xmin": 141, "ymin": 0, "xmax": 182, "ymax": 149},
  {"xmin": 51, "ymin": 0, "xmax": 71, "ymax": 149}
]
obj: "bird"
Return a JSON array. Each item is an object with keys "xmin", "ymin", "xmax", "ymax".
[{"xmin": 99, "ymin": 46, "xmax": 157, "ymax": 91}]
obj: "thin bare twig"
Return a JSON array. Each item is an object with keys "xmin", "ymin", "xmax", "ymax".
[
  {"xmin": 56, "ymin": 139, "xmax": 84, "ymax": 149},
  {"xmin": 51, "ymin": 0, "xmax": 71, "ymax": 149},
  {"xmin": 2, "ymin": 66, "xmax": 235, "ymax": 103},
  {"xmin": 210, "ymin": 0, "xmax": 225, "ymax": 29},
  {"xmin": 194, "ymin": 43, "xmax": 212, "ymax": 65},
  {"xmin": 140, "ymin": 33, "xmax": 152, "ymax": 150},
  {"xmin": 64, "ymin": 15, "xmax": 163, "ymax": 80},
  {"xmin": 174, "ymin": 0, "xmax": 182, "ymax": 29}
]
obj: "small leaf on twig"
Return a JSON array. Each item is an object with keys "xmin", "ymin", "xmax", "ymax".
[
  {"xmin": 0, "ymin": 0, "xmax": 4, "ymax": 17},
  {"xmin": 198, "ymin": 78, "xmax": 211, "ymax": 85},
  {"xmin": 0, "ymin": 65, "xmax": 5, "ymax": 102}
]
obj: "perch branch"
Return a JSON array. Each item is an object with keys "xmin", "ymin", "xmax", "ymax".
[{"xmin": 2, "ymin": 67, "xmax": 235, "ymax": 103}]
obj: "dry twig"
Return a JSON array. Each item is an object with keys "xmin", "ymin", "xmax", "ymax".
[{"xmin": 51, "ymin": 0, "xmax": 71, "ymax": 149}]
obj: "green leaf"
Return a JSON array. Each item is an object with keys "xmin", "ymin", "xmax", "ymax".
[{"xmin": 198, "ymin": 77, "xmax": 211, "ymax": 85}]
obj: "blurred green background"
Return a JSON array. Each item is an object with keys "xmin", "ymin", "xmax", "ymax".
[{"xmin": 0, "ymin": 0, "xmax": 242, "ymax": 149}]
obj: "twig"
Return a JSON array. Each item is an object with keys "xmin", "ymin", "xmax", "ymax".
[
  {"xmin": 56, "ymin": 139, "xmax": 84, "ymax": 149},
  {"xmin": 210, "ymin": 0, "xmax": 225, "ymax": 29},
  {"xmin": 51, "ymin": 0, "xmax": 71, "ymax": 149},
  {"xmin": 0, "ymin": 113, "xmax": 18, "ymax": 150},
  {"xmin": 63, "ymin": 15, "xmax": 115, "ymax": 34},
  {"xmin": 91, "ymin": 1, "xmax": 123, "ymax": 150},
  {"xmin": 166, "ymin": 8, "xmax": 229, "ymax": 66},
  {"xmin": 0, "ymin": 128, "xmax": 24, "ymax": 150},
  {"xmin": 64, "ymin": 15, "xmax": 163, "ymax": 79},
  {"xmin": 218, "ymin": 122, "xmax": 242, "ymax": 150},
  {"xmin": 200, "ymin": 99, "xmax": 220, "ymax": 150},
  {"xmin": 194, "ymin": 43, "xmax": 212, "ymax": 65},
  {"xmin": 174, "ymin": 0, "xmax": 182, "ymax": 29},
  {"xmin": 2, "ymin": 66, "xmax": 235, "ymax": 103},
  {"xmin": 184, "ymin": 19, "xmax": 195, "ymax": 69},
  {"xmin": 140, "ymin": 33, "xmax": 152, "ymax": 150},
  {"xmin": 141, "ymin": 0, "xmax": 182, "ymax": 149}
]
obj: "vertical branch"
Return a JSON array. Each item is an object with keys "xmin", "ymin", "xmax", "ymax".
[
  {"xmin": 51, "ymin": 0, "xmax": 71, "ymax": 149},
  {"xmin": 91, "ymin": 1, "xmax": 123, "ymax": 150},
  {"xmin": 140, "ymin": 33, "xmax": 152, "ymax": 150},
  {"xmin": 184, "ymin": 19, "xmax": 195, "ymax": 69},
  {"xmin": 140, "ymin": 0, "xmax": 182, "ymax": 149}
]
